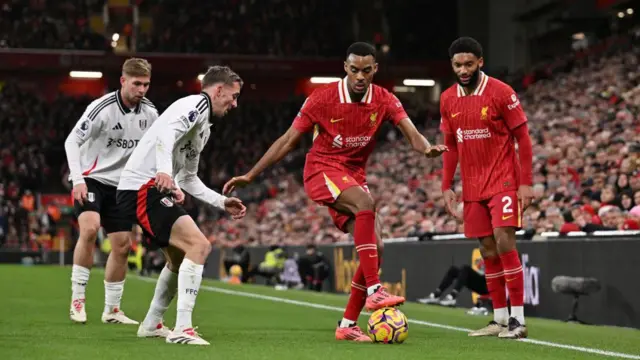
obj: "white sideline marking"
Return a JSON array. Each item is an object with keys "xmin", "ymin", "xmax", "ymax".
[{"xmin": 134, "ymin": 276, "xmax": 640, "ymax": 359}]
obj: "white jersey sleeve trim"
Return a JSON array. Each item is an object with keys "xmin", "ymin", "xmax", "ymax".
[{"xmin": 175, "ymin": 153, "xmax": 227, "ymax": 210}]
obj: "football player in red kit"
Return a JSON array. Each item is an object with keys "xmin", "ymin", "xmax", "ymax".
[
  {"xmin": 440, "ymin": 37, "xmax": 534, "ymax": 339},
  {"xmin": 223, "ymin": 42, "xmax": 447, "ymax": 342}
]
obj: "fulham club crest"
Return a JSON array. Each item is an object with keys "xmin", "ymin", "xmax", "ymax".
[
  {"xmin": 160, "ymin": 197, "xmax": 174, "ymax": 207},
  {"xmin": 139, "ymin": 119, "xmax": 148, "ymax": 130}
]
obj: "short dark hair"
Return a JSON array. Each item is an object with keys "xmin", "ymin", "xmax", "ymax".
[
  {"xmin": 448, "ymin": 37, "xmax": 483, "ymax": 59},
  {"xmin": 346, "ymin": 42, "xmax": 377, "ymax": 60},
  {"xmin": 201, "ymin": 65, "xmax": 243, "ymax": 89}
]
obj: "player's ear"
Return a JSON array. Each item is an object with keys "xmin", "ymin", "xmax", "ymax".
[
  {"xmin": 373, "ymin": 63, "xmax": 379, "ymax": 74},
  {"xmin": 343, "ymin": 61, "xmax": 349, "ymax": 73},
  {"xmin": 120, "ymin": 75, "xmax": 126, "ymax": 87},
  {"xmin": 478, "ymin": 57, "xmax": 484, "ymax": 68}
]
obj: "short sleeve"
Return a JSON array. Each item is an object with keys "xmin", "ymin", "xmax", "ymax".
[
  {"xmin": 384, "ymin": 92, "xmax": 409, "ymax": 126},
  {"xmin": 497, "ymin": 87, "xmax": 527, "ymax": 130},
  {"xmin": 292, "ymin": 96, "xmax": 318, "ymax": 133}
]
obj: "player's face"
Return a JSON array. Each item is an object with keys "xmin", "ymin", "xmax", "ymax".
[
  {"xmin": 344, "ymin": 54, "xmax": 378, "ymax": 94},
  {"xmin": 212, "ymin": 82, "xmax": 242, "ymax": 117},
  {"xmin": 120, "ymin": 75, "xmax": 150, "ymax": 104},
  {"xmin": 451, "ymin": 53, "xmax": 484, "ymax": 87}
]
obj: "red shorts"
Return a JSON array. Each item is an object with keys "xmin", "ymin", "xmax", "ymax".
[
  {"xmin": 463, "ymin": 191, "xmax": 522, "ymax": 238},
  {"xmin": 304, "ymin": 169, "xmax": 369, "ymax": 232}
]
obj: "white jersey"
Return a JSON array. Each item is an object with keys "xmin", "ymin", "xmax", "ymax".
[
  {"xmin": 118, "ymin": 92, "xmax": 227, "ymax": 210},
  {"xmin": 65, "ymin": 90, "xmax": 159, "ymax": 187}
]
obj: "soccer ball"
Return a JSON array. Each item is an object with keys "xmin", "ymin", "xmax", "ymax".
[{"xmin": 367, "ymin": 307, "xmax": 409, "ymax": 344}]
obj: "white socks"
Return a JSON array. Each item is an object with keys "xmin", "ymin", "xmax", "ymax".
[
  {"xmin": 142, "ymin": 266, "xmax": 179, "ymax": 329},
  {"xmin": 511, "ymin": 306, "xmax": 526, "ymax": 325},
  {"xmin": 366, "ymin": 284, "xmax": 381, "ymax": 296},
  {"xmin": 339, "ymin": 318, "xmax": 356, "ymax": 328},
  {"xmin": 494, "ymin": 307, "xmax": 509, "ymax": 326},
  {"xmin": 71, "ymin": 265, "xmax": 90, "ymax": 300},
  {"xmin": 175, "ymin": 258, "xmax": 204, "ymax": 332},
  {"xmin": 71, "ymin": 264, "xmax": 127, "ymax": 314},
  {"xmin": 104, "ymin": 280, "xmax": 125, "ymax": 313}
]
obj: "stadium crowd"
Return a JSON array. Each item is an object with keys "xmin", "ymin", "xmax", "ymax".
[
  {"xmin": 1, "ymin": 25, "xmax": 639, "ymax": 250},
  {"xmin": 206, "ymin": 38, "xmax": 640, "ymax": 247}
]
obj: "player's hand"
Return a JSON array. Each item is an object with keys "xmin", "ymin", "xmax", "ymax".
[
  {"xmin": 223, "ymin": 174, "xmax": 253, "ymax": 195},
  {"xmin": 172, "ymin": 187, "xmax": 185, "ymax": 205},
  {"xmin": 424, "ymin": 144, "xmax": 449, "ymax": 158},
  {"xmin": 443, "ymin": 189, "xmax": 462, "ymax": 220},
  {"xmin": 224, "ymin": 197, "xmax": 247, "ymax": 220},
  {"xmin": 72, "ymin": 183, "xmax": 88, "ymax": 205},
  {"xmin": 155, "ymin": 172, "xmax": 175, "ymax": 194},
  {"xmin": 517, "ymin": 185, "xmax": 534, "ymax": 212}
]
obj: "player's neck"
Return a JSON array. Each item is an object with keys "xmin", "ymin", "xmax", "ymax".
[
  {"xmin": 119, "ymin": 90, "xmax": 137, "ymax": 109},
  {"xmin": 348, "ymin": 90, "xmax": 365, "ymax": 103}
]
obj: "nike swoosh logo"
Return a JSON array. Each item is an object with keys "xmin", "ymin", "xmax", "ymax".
[
  {"xmin": 502, "ymin": 215, "xmax": 514, "ymax": 220},
  {"xmin": 451, "ymin": 112, "xmax": 461, "ymax": 118},
  {"xmin": 330, "ymin": 118, "xmax": 344, "ymax": 123},
  {"xmin": 506, "ymin": 277, "xmax": 518, "ymax": 282}
]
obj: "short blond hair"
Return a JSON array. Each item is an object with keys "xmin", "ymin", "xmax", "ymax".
[{"xmin": 122, "ymin": 58, "xmax": 152, "ymax": 77}]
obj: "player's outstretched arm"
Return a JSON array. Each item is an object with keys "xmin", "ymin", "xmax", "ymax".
[
  {"xmin": 396, "ymin": 118, "xmax": 448, "ymax": 158},
  {"xmin": 176, "ymin": 154, "xmax": 247, "ymax": 219},
  {"xmin": 223, "ymin": 125, "xmax": 304, "ymax": 194}
]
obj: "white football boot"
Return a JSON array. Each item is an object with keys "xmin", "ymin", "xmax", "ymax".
[
  {"xmin": 70, "ymin": 298, "xmax": 87, "ymax": 324},
  {"xmin": 166, "ymin": 327, "xmax": 210, "ymax": 345},
  {"xmin": 101, "ymin": 308, "xmax": 139, "ymax": 324}
]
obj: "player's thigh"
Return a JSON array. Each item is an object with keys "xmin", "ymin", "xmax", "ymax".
[
  {"xmin": 488, "ymin": 191, "xmax": 522, "ymax": 230},
  {"xmin": 115, "ymin": 186, "xmax": 184, "ymax": 250},
  {"xmin": 304, "ymin": 170, "xmax": 373, "ymax": 214},
  {"xmin": 168, "ymin": 215, "xmax": 210, "ymax": 254},
  {"xmin": 462, "ymin": 201, "xmax": 493, "ymax": 238},
  {"xmin": 74, "ymin": 178, "xmax": 105, "ymax": 238},
  {"xmin": 101, "ymin": 190, "xmax": 134, "ymax": 252}
]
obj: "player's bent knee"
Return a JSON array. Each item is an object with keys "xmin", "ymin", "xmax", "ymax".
[
  {"xmin": 479, "ymin": 236, "xmax": 498, "ymax": 258},
  {"xmin": 494, "ymin": 227, "xmax": 517, "ymax": 253},
  {"xmin": 108, "ymin": 232, "xmax": 131, "ymax": 255},
  {"xmin": 78, "ymin": 212, "xmax": 101, "ymax": 241}
]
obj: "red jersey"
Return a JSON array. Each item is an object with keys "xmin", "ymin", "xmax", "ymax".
[
  {"xmin": 440, "ymin": 72, "xmax": 528, "ymax": 202},
  {"xmin": 293, "ymin": 78, "xmax": 408, "ymax": 175}
]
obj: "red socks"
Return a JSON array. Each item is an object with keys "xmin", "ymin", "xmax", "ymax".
[
  {"xmin": 354, "ymin": 210, "xmax": 379, "ymax": 287},
  {"xmin": 484, "ymin": 255, "xmax": 508, "ymax": 310},
  {"xmin": 342, "ymin": 266, "xmax": 366, "ymax": 321},
  {"xmin": 500, "ymin": 250, "xmax": 524, "ymax": 307}
]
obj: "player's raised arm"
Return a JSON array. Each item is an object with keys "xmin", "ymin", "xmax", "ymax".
[
  {"xmin": 223, "ymin": 124, "xmax": 305, "ymax": 194},
  {"xmin": 154, "ymin": 99, "xmax": 203, "ymax": 192}
]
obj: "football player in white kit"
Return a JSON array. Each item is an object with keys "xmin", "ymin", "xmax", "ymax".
[
  {"xmin": 117, "ymin": 65, "xmax": 246, "ymax": 345},
  {"xmin": 64, "ymin": 58, "xmax": 159, "ymax": 325}
]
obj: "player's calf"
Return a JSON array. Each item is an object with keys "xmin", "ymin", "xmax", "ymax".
[
  {"xmin": 140, "ymin": 249, "xmax": 182, "ymax": 335},
  {"xmin": 167, "ymin": 216, "xmax": 211, "ymax": 336},
  {"xmin": 70, "ymin": 212, "xmax": 100, "ymax": 324}
]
